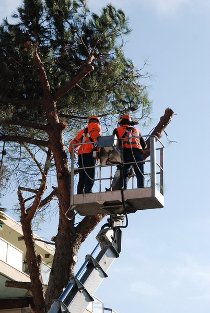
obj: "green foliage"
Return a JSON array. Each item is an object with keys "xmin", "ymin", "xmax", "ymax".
[
  {"xmin": 0, "ymin": 0, "xmax": 151, "ymax": 195},
  {"xmin": 0, "ymin": 0, "xmax": 150, "ymax": 126}
]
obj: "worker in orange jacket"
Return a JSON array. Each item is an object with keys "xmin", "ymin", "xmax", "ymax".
[
  {"xmin": 69, "ymin": 116, "xmax": 102, "ymax": 194},
  {"xmin": 113, "ymin": 114, "xmax": 147, "ymax": 189}
]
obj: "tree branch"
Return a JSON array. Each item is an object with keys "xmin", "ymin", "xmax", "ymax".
[
  {"xmin": 19, "ymin": 187, "xmax": 39, "ymax": 194},
  {"xmin": 33, "ymin": 42, "xmax": 51, "ymax": 97},
  {"xmin": 143, "ymin": 107, "xmax": 174, "ymax": 159},
  {"xmin": 18, "ymin": 187, "xmax": 27, "ymax": 217},
  {"xmin": 75, "ymin": 214, "xmax": 105, "ymax": 245},
  {"xmin": 60, "ymin": 111, "xmax": 115, "ymax": 119},
  {"xmin": 0, "ymin": 97, "xmax": 41, "ymax": 108},
  {"xmin": 54, "ymin": 63, "xmax": 94, "ymax": 101},
  {"xmin": 27, "ymin": 149, "xmax": 52, "ymax": 220},
  {"xmin": 0, "ymin": 134, "xmax": 49, "ymax": 147},
  {"xmin": 0, "ymin": 118, "xmax": 48, "ymax": 131},
  {"xmin": 39, "ymin": 188, "xmax": 57, "ymax": 208},
  {"xmin": 23, "ymin": 143, "xmax": 45, "ymax": 176}
]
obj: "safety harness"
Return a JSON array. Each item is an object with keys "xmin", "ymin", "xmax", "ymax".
[
  {"xmin": 81, "ymin": 127, "xmax": 94, "ymax": 144},
  {"xmin": 117, "ymin": 126, "xmax": 142, "ymax": 149}
]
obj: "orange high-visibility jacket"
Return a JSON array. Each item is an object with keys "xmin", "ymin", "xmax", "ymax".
[
  {"xmin": 115, "ymin": 125, "xmax": 143, "ymax": 149},
  {"xmin": 69, "ymin": 122, "xmax": 102, "ymax": 155}
]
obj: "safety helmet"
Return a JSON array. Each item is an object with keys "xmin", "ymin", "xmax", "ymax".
[
  {"xmin": 88, "ymin": 116, "xmax": 100, "ymax": 123},
  {"xmin": 118, "ymin": 114, "xmax": 132, "ymax": 124},
  {"xmin": 121, "ymin": 114, "xmax": 132, "ymax": 121}
]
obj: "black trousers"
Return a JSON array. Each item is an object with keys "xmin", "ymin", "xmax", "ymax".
[
  {"xmin": 77, "ymin": 153, "xmax": 95, "ymax": 194},
  {"xmin": 120, "ymin": 148, "xmax": 144, "ymax": 189}
]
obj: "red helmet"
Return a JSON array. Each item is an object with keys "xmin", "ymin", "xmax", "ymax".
[
  {"xmin": 118, "ymin": 114, "xmax": 132, "ymax": 124},
  {"xmin": 121, "ymin": 114, "xmax": 132, "ymax": 121},
  {"xmin": 88, "ymin": 116, "xmax": 100, "ymax": 123}
]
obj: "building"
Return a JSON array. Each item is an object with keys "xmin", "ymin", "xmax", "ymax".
[
  {"xmin": 0, "ymin": 213, "xmax": 54, "ymax": 312},
  {"xmin": 0, "ymin": 214, "xmax": 118, "ymax": 313}
]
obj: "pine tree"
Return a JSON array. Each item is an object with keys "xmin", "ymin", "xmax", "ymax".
[{"xmin": 0, "ymin": 1, "xmax": 164, "ymax": 312}]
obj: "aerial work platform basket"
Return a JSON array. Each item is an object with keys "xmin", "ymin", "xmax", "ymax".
[{"xmin": 70, "ymin": 135, "xmax": 164, "ymax": 216}]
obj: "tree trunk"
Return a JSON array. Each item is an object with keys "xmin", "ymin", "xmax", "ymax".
[
  {"xmin": 143, "ymin": 107, "xmax": 174, "ymax": 159},
  {"xmin": 21, "ymin": 218, "xmax": 45, "ymax": 313},
  {"xmin": 44, "ymin": 98, "xmax": 76, "ymax": 309}
]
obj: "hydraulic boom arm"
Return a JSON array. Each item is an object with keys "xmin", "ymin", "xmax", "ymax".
[{"xmin": 48, "ymin": 215, "xmax": 124, "ymax": 313}]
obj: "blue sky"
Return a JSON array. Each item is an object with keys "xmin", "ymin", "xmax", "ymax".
[{"xmin": 1, "ymin": 1, "xmax": 210, "ymax": 313}]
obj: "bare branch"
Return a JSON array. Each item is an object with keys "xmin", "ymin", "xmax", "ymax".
[
  {"xmin": 23, "ymin": 143, "xmax": 44, "ymax": 176},
  {"xmin": 27, "ymin": 149, "xmax": 52, "ymax": 220},
  {"xmin": 34, "ymin": 238, "xmax": 55, "ymax": 245},
  {"xmin": 19, "ymin": 187, "xmax": 38, "ymax": 194},
  {"xmin": 24, "ymin": 195, "xmax": 37, "ymax": 203},
  {"xmin": 39, "ymin": 188, "xmax": 57, "ymax": 208}
]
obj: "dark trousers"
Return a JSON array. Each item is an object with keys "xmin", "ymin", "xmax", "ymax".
[
  {"xmin": 120, "ymin": 148, "xmax": 144, "ymax": 189},
  {"xmin": 77, "ymin": 153, "xmax": 95, "ymax": 194}
]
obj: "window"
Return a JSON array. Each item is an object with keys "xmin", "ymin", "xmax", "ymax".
[{"xmin": 0, "ymin": 237, "xmax": 23, "ymax": 271}]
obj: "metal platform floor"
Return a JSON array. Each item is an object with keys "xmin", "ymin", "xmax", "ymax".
[{"xmin": 72, "ymin": 188, "xmax": 164, "ymax": 216}]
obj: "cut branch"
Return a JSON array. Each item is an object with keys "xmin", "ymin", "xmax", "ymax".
[{"xmin": 143, "ymin": 107, "xmax": 174, "ymax": 159}]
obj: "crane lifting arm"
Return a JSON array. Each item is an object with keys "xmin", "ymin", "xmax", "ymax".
[{"xmin": 48, "ymin": 215, "xmax": 124, "ymax": 313}]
